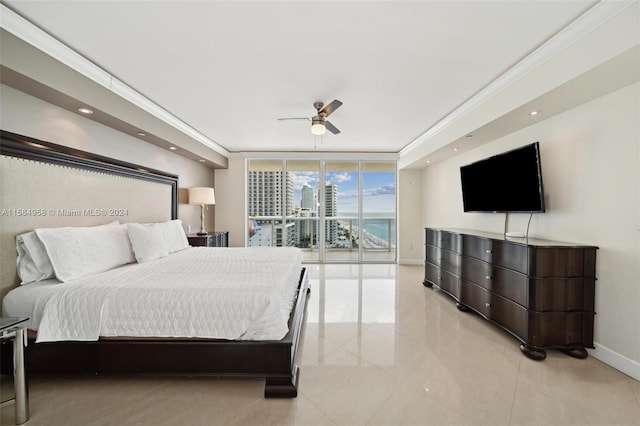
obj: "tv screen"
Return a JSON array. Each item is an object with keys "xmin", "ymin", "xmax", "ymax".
[{"xmin": 460, "ymin": 142, "xmax": 545, "ymax": 213}]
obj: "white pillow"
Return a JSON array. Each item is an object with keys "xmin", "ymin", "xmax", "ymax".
[
  {"xmin": 126, "ymin": 223, "xmax": 168, "ymax": 263},
  {"xmin": 35, "ymin": 223, "xmax": 134, "ymax": 282},
  {"xmin": 16, "ymin": 221, "xmax": 120, "ymax": 285},
  {"xmin": 16, "ymin": 231, "xmax": 55, "ymax": 284},
  {"xmin": 156, "ymin": 219, "xmax": 189, "ymax": 253}
]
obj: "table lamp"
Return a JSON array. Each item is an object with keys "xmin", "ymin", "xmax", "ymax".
[{"xmin": 188, "ymin": 187, "xmax": 215, "ymax": 235}]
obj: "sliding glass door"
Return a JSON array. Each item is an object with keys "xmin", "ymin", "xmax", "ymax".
[
  {"xmin": 247, "ymin": 159, "xmax": 396, "ymax": 263},
  {"xmin": 324, "ymin": 161, "xmax": 359, "ymax": 262},
  {"xmin": 287, "ymin": 160, "xmax": 320, "ymax": 262},
  {"xmin": 362, "ymin": 162, "xmax": 396, "ymax": 262}
]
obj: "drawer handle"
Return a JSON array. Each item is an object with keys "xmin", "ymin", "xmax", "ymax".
[
  {"xmin": 485, "ymin": 276, "xmax": 492, "ymax": 280},
  {"xmin": 485, "ymin": 302, "xmax": 491, "ymax": 307}
]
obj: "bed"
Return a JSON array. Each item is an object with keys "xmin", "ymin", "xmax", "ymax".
[{"xmin": 0, "ymin": 130, "xmax": 310, "ymax": 397}]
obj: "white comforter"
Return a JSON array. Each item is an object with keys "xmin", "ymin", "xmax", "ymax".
[{"xmin": 18, "ymin": 247, "xmax": 302, "ymax": 342}]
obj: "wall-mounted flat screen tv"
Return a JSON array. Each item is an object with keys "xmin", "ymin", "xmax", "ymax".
[{"xmin": 460, "ymin": 142, "xmax": 545, "ymax": 213}]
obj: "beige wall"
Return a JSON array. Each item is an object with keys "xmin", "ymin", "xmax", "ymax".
[
  {"xmin": 213, "ymin": 155, "xmax": 246, "ymax": 247},
  {"xmin": 398, "ymin": 168, "xmax": 423, "ymax": 264},
  {"xmin": 0, "ymin": 85, "xmax": 215, "ymax": 232},
  {"xmin": 420, "ymin": 83, "xmax": 640, "ymax": 376}
]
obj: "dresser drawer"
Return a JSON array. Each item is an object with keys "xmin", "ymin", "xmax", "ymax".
[
  {"xmin": 527, "ymin": 311, "xmax": 595, "ymax": 348},
  {"xmin": 439, "ymin": 231, "xmax": 462, "ymax": 253},
  {"xmin": 439, "ymin": 269, "xmax": 460, "ymax": 299},
  {"xmin": 426, "ymin": 245, "xmax": 441, "ymax": 266},
  {"xmin": 462, "ymin": 257, "xmax": 528, "ymax": 307},
  {"xmin": 529, "ymin": 247, "xmax": 597, "ymax": 278},
  {"xmin": 427, "ymin": 238, "xmax": 461, "ymax": 273},
  {"xmin": 464, "ymin": 236, "xmax": 530, "ymax": 273},
  {"xmin": 492, "ymin": 241, "xmax": 529, "ymax": 274},
  {"xmin": 441, "ymin": 250, "xmax": 461, "ymax": 275},
  {"xmin": 529, "ymin": 278, "xmax": 595, "ymax": 312},
  {"xmin": 425, "ymin": 262, "xmax": 440, "ymax": 286},
  {"xmin": 461, "ymin": 281, "xmax": 527, "ymax": 340},
  {"xmin": 460, "ymin": 281, "xmax": 491, "ymax": 317},
  {"xmin": 490, "ymin": 294, "xmax": 528, "ymax": 341},
  {"xmin": 463, "ymin": 235, "xmax": 493, "ymax": 262},
  {"xmin": 426, "ymin": 228, "xmax": 440, "ymax": 247}
]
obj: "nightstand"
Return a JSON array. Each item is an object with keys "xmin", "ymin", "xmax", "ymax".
[{"xmin": 187, "ymin": 231, "xmax": 229, "ymax": 247}]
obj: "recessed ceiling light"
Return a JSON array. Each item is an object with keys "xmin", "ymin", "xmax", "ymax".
[
  {"xmin": 529, "ymin": 110, "xmax": 539, "ymax": 116},
  {"xmin": 426, "ymin": 160, "xmax": 431, "ymax": 164},
  {"xmin": 169, "ymin": 146, "xmax": 177, "ymax": 151},
  {"xmin": 198, "ymin": 159, "xmax": 205, "ymax": 163},
  {"xmin": 453, "ymin": 147, "xmax": 459, "ymax": 151},
  {"xmin": 77, "ymin": 107, "xmax": 93, "ymax": 114},
  {"xmin": 137, "ymin": 131, "xmax": 146, "ymax": 137}
]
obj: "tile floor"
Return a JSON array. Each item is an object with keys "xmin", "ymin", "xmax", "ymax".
[{"xmin": 1, "ymin": 264, "xmax": 639, "ymax": 425}]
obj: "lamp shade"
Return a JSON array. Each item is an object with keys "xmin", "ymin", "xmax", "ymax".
[{"xmin": 188, "ymin": 187, "xmax": 215, "ymax": 205}]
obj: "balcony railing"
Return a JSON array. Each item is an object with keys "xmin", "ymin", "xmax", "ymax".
[{"xmin": 248, "ymin": 216, "xmax": 396, "ymax": 253}]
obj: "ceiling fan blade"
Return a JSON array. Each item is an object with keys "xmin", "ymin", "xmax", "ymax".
[
  {"xmin": 320, "ymin": 100, "xmax": 342, "ymax": 117},
  {"xmin": 277, "ymin": 117, "xmax": 311, "ymax": 121},
  {"xmin": 325, "ymin": 120, "xmax": 340, "ymax": 135}
]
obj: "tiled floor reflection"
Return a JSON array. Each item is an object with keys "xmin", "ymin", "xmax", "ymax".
[{"xmin": 2, "ymin": 265, "xmax": 639, "ymax": 425}]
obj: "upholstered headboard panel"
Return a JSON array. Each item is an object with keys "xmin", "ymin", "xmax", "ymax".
[{"xmin": 0, "ymin": 131, "xmax": 178, "ymax": 300}]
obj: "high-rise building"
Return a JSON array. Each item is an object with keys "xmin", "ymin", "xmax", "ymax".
[
  {"xmin": 301, "ymin": 184, "xmax": 315, "ymax": 211},
  {"xmin": 298, "ymin": 184, "xmax": 317, "ymax": 245},
  {"xmin": 247, "ymin": 171, "xmax": 293, "ymax": 217},
  {"xmin": 295, "ymin": 207, "xmax": 316, "ymax": 247},
  {"xmin": 324, "ymin": 184, "xmax": 338, "ymax": 245},
  {"xmin": 248, "ymin": 171, "xmax": 295, "ymax": 248},
  {"xmin": 248, "ymin": 222, "xmax": 296, "ymax": 247}
]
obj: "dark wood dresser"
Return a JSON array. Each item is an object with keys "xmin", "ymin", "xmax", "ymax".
[
  {"xmin": 187, "ymin": 231, "xmax": 229, "ymax": 247},
  {"xmin": 423, "ymin": 228, "xmax": 597, "ymax": 360}
]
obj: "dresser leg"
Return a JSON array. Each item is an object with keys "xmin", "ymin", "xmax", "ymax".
[
  {"xmin": 455, "ymin": 303, "xmax": 471, "ymax": 312},
  {"xmin": 520, "ymin": 344, "xmax": 546, "ymax": 361},
  {"xmin": 562, "ymin": 347, "xmax": 589, "ymax": 359},
  {"xmin": 422, "ymin": 280, "xmax": 433, "ymax": 288}
]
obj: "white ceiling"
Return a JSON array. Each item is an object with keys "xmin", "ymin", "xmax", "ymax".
[{"xmin": 2, "ymin": 0, "xmax": 601, "ymax": 158}]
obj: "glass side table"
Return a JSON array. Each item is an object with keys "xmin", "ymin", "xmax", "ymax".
[{"xmin": 1, "ymin": 317, "xmax": 29, "ymax": 424}]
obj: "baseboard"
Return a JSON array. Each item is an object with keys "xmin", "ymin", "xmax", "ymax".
[
  {"xmin": 589, "ymin": 342, "xmax": 640, "ymax": 381},
  {"xmin": 398, "ymin": 258, "xmax": 423, "ymax": 266}
]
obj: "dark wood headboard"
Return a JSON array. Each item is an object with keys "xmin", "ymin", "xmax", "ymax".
[
  {"xmin": 0, "ymin": 130, "xmax": 179, "ymax": 299},
  {"xmin": 1, "ymin": 130, "xmax": 178, "ymax": 217}
]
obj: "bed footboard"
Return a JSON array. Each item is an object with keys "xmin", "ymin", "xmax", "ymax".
[
  {"xmin": 265, "ymin": 267, "xmax": 311, "ymax": 397},
  {"xmin": 1, "ymin": 267, "xmax": 311, "ymax": 398}
]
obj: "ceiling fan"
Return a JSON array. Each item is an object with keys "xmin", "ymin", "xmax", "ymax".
[{"xmin": 278, "ymin": 99, "xmax": 343, "ymax": 135}]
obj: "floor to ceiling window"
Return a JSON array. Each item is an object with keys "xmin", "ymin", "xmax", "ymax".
[
  {"xmin": 361, "ymin": 162, "xmax": 396, "ymax": 262},
  {"xmin": 247, "ymin": 158, "xmax": 396, "ymax": 263},
  {"xmin": 324, "ymin": 161, "xmax": 359, "ymax": 262}
]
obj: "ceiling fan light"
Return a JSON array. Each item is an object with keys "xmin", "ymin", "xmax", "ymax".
[{"xmin": 311, "ymin": 122, "xmax": 326, "ymax": 135}]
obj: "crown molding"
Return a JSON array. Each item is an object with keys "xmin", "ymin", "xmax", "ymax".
[
  {"xmin": 400, "ymin": 0, "xmax": 637, "ymax": 157},
  {"xmin": 239, "ymin": 151, "xmax": 399, "ymax": 160},
  {"xmin": 0, "ymin": 3, "xmax": 229, "ymax": 158}
]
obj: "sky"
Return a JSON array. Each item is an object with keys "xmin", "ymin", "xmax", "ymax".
[{"xmin": 292, "ymin": 171, "xmax": 396, "ymax": 214}]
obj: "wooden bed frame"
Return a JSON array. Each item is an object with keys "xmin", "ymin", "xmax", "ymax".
[{"xmin": 0, "ymin": 131, "xmax": 311, "ymax": 398}]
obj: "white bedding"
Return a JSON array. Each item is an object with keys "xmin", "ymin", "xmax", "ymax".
[{"xmin": 2, "ymin": 247, "xmax": 302, "ymax": 342}]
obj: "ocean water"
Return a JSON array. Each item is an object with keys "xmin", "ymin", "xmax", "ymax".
[{"xmin": 340, "ymin": 212, "xmax": 396, "ymax": 245}]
